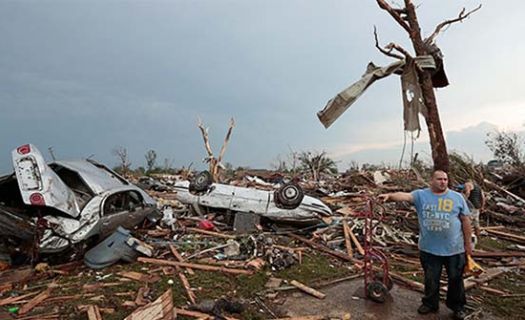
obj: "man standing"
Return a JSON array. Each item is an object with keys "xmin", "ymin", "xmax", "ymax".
[
  {"xmin": 462, "ymin": 180, "xmax": 484, "ymax": 238},
  {"xmin": 379, "ymin": 170, "xmax": 471, "ymax": 320}
]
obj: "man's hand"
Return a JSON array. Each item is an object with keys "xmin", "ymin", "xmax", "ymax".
[
  {"xmin": 378, "ymin": 194, "xmax": 390, "ymax": 203},
  {"xmin": 377, "ymin": 192, "xmax": 413, "ymax": 203}
]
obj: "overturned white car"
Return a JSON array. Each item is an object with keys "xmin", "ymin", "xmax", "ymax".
[
  {"xmin": 173, "ymin": 171, "xmax": 332, "ymax": 227},
  {"xmin": 0, "ymin": 144, "xmax": 159, "ymax": 253}
]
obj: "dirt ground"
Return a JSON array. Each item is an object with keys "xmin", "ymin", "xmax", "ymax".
[{"xmin": 279, "ymin": 279, "xmax": 504, "ymax": 320}]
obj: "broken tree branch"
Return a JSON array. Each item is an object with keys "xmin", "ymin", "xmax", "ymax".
[
  {"xmin": 385, "ymin": 42, "xmax": 412, "ymax": 59},
  {"xmin": 217, "ymin": 117, "xmax": 235, "ymax": 163},
  {"xmin": 376, "ymin": 0, "xmax": 411, "ymax": 33},
  {"xmin": 426, "ymin": 4, "xmax": 482, "ymax": 44},
  {"xmin": 374, "ymin": 26, "xmax": 404, "ymax": 59},
  {"xmin": 197, "ymin": 117, "xmax": 214, "ymax": 158}
]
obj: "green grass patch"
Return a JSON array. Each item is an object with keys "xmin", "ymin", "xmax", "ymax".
[
  {"xmin": 275, "ymin": 253, "xmax": 352, "ymax": 285},
  {"xmin": 474, "ymin": 272, "xmax": 525, "ymax": 319},
  {"xmin": 477, "ymin": 236, "xmax": 513, "ymax": 251}
]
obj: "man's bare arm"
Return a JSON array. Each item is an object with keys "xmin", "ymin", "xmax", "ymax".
[
  {"xmin": 378, "ymin": 192, "xmax": 413, "ymax": 203},
  {"xmin": 460, "ymin": 214, "xmax": 473, "ymax": 256}
]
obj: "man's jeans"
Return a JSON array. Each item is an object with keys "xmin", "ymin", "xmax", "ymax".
[{"xmin": 419, "ymin": 250, "xmax": 466, "ymax": 312}]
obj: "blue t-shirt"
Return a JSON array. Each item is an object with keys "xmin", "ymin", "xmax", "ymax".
[{"xmin": 411, "ymin": 188, "xmax": 471, "ymax": 256}]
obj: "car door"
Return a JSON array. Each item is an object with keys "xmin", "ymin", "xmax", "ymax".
[
  {"xmin": 198, "ymin": 184, "xmax": 235, "ymax": 210},
  {"xmin": 230, "ymin": 186, "xmax": 270, "ymax": 214},
  {"xmin": 99, "ymin": 190, "xmax": 144, "ymax": 236},
  {"xmin": 11, "ymin": 144, "xmax": 80, "ymax": 217}
]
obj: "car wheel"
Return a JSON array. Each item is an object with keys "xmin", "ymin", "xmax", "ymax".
[
  {"xmin": 366, "ymin": 281, "xmax": 388, "ymax": 303},
  {"xmin": 274, "ymin": 183, "xmax": 304, "ymax": 209},
  {"xmin": 190, "ymin": 170, "xmax": 213, "ymax": 193}
]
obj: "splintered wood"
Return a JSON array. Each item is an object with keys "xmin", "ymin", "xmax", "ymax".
[
  {"xmin": 342, "ymin": 220, "xmax": 353, "ymax": 257},
  {"xmin": 19, "ymin": 287, "xmax": 53, "ymax": 315},
  {"xmin": 124, "ymin": 288, "xmax": 173, "ymax": 320}
]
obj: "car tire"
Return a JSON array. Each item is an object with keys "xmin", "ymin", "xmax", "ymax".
[
  {"xmin": 366, "ymin": 281, "xmax": 388, "ymax": 303},
  {"xmin": 190, "ymin": 170, "xmax": 213, "ymax": 193},
  {"xmin": 274, "ymin": 183, "xmax": 304, "ymax": 209}
]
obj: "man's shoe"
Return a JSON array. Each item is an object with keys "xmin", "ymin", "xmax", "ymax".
[
  {"xmin": 417, "ymin": 304, "xmax": 438, "ymax": 314},
  {"xmin": 453, "ymin": 309, "xmax": 467, "ymax": 320}
]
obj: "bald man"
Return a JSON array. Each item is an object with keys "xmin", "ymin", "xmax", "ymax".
[{"xmin": 379, "ymin": 170, "xmax": 471, "ymax": 320}]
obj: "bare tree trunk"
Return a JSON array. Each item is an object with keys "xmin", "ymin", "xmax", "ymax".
[
  {"xmin": 197, "ymin": 118, "xmax": 235, "ymax": 182},
  {"xmin": 404, "ymin": 0, "xmax": 449, "ymax": 172}
]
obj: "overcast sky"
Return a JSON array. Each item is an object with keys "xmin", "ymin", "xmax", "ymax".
[{"xmin": 1, "ymin": 0, "xmax": 524, "ymax": 174}]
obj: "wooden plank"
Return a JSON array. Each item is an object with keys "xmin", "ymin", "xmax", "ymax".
[
  {"xmin": 138, "ymin": 257, "xmax": 253, "ymax": 275},
  {"xmin": 479, "ymin": 286, "xmax": 507, "ymax": 296},
  {"xmin": 472, "ymin": 251, "xmax": 525, "ymax": 258},
  {"xmin": 15, "ymin": 312, "xmax": 60, "ymax": 320},
  {"xmin": 389, "ymin": 271, "xmax": 424, "ymax": 292},
  {"xmin": 348, "ymin": 227, "xmax": 365, "ymax": 256},
  {"xmin": 169, "ymin": 244, "xmax": 195, "ymax": 275},
  {"xmin": 124, "ymin": 288, "xmax": 173, "ymax": 320},
  {"xmin": 117, "ymin": 271, "xmax": 160, "ymax": 283},
  {"xmin": 289, "ymin": 234, "xmax": 361, "ymax": 265},
  {"xmin": 173, "ymin": 308, "xmax": 240, "ymax": 320},
  {"xmin": 464, "ymin": 267, "xmax": 508, "ymax": 291},
  {"xmin": 86, "ymin": 305, "xmax": 103, "ymax": 320},
  {"xmin": 19, "ymin": 288, "xmax": 52, "ymax": 315},
  {"xmin": 0, "ymin": 291, "xmax": 39, "ymax": 307},
  {"xmin": 185, "ymin": 227, "xmax": 236, "ymax": 239},
  {"xmin": 174, "ymin": 308, "xmax": 212, "ymax": 319},
  {"xmin": 177, "ymin": 271, "xmax": 197, "ymax": 304},
  {"xmin": 485, "ymin": 229, "xmax": 525, "ymax": 244},
  {"xmin": 290, "ymin": 280, "xmax": 326, "ymax": 299},
  {"xmin": 342, "ymin": 220, "xmax": 353, "ymax": 257},
  {"xmin": 484, "ymin": 179, "xmax": 525, "ymax": 203},
  {"xmin": 166, "ymin": 245, "xmax": 197, "ymax": 303}
]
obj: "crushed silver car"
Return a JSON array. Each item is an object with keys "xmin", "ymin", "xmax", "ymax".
[
  {"xmin": 0, "ymin": 144, "xmax": 159, "ymax": 253},
  {"xmin": 173, "ymin": 171, "xmax": 332, "ymax": 226}
]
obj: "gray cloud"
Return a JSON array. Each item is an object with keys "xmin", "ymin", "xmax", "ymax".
[{"xmin": 1, "ymin": 1, "xmax": 524, "ymax": 174}]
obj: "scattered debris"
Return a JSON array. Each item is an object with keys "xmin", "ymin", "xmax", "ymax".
[{"xmin": 1, "ymin": 153, "xmax": 525, "ymax": 319}]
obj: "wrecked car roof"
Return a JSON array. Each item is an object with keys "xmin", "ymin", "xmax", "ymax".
[{"xmin": 53, "ymin": 160, "xmax": 129, "ymax": 195}]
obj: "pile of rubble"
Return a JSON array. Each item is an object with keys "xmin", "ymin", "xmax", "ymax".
[{"xmin": 1, "ymin": 144, "xmax": 525, "ymax": 319}]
